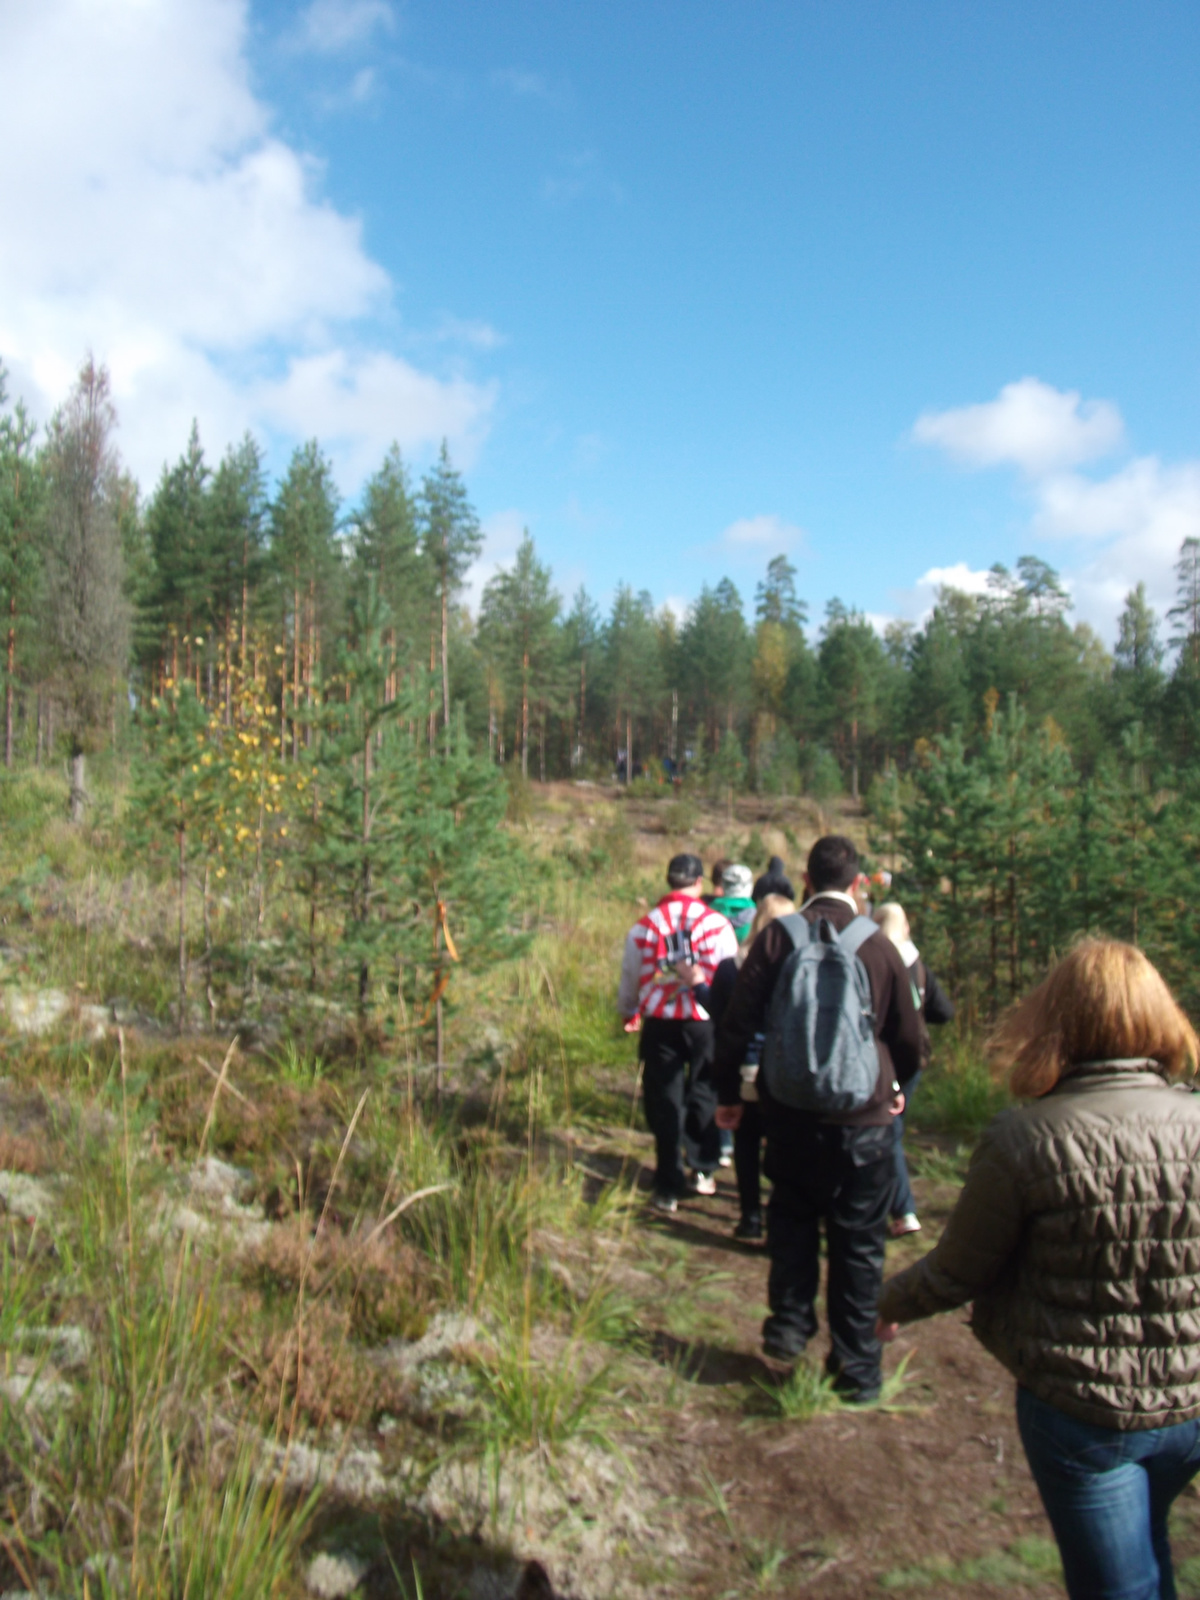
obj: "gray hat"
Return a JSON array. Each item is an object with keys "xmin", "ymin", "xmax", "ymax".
[{"xmin": 720, "ymin": 864, "xmax": 753, "ymax": 899}]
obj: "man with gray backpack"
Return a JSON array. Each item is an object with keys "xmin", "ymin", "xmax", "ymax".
[{"xmin": 713, "ymin": 835, "xmax": 923, "ymax": 1402}]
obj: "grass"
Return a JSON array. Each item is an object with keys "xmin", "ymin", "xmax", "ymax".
[
  {"xmin": 909, "ymin": 1030, "xmax": 1010, "ymax": 1140},
  {"xmin": 752, "ymin": 1352, "xmax": 921, "ymax": 1420},
  {"xmin": 877, "ymin": 1535, "xmax": 1063, "ymax": 1590}
]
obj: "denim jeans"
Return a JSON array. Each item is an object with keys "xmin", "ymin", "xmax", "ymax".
[
  {"xmin": 1016, "ymin": 1385, "xmax": 1200, "ymax": 1600},
  {"xmin": 890, "ymin": 1069, "xmax": 920, "ymax": 1218}
]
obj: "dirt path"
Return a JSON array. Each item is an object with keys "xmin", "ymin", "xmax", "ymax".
[{"xmin": 612, "ymin": 1148, "xmax": 1200, "ymax": 1599}]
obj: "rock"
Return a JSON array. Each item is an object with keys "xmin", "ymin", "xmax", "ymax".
[
  {"xmin": 16, "ymin": 1324, "xmax": 91, "ymax": 1369},
  {"xmin": 305, "ymin": 1552, "xmax": 368, "ymax": 1598},
  {"xmin": 189, "ymin": 1156, "xmax": 253, "ymax": 1204},
  {"xmin": 1, "ymin": 1372, "xmax": 74, "ymax": 1411},
  {"xmin": 274, "ymin": 1437, "xmax": 395, "ymax": 1504},
  {"xmin": 381, "ymin": 1310, "xmax": 481, "ymax": 1373},
  {"xmin": 3, "ymin": 988, "xmax": 108, "ymax": 1040},
  {"xmin": 0, "ymin": 1171, "xmax": 57, "ymax": 1222}
]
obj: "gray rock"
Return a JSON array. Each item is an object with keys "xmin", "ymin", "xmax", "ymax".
[
  {"xmin": 305, "ymin": 1551, "xmax": 368, "ymax": 1598},
  {"xmin": 0, "ymin": 1171, "xmax": 57, "ymax": 1222},
  {"xmin": 3, "ymin": 988, "xmax": 109, "ymax": 1041},
  {"xmin": 382, "ymin": 1311, "xmax": 481, "ymax": 1373},
  {"xmin": 16, "ymin": 1324, "xmax": 91, "ymax": 1369},
  {"xmin": 1, "ymin": 1372, "xmax": 73, "ymax": 1410},
  {"xmin": 189, "ymin": 1156, "xmax": 253, "ymax": 1204}
]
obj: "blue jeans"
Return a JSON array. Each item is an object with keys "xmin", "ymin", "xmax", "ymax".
[
  {"xmin": 891, "ymin": 1069, "xmax": 920, "ymax": 1217},
  {"xmin": 1017, "ymin": 1386, "xmax": 1200, "ymax": 1600}
]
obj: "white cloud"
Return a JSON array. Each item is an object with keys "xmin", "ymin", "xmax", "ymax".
[
  {"xmin": 463, "ymin": 509, "xmax": 526, "ymax": 615},
  {"xmin": 0, "ymin": 0, "xmax": 492, "ymax": 490},
  {"xmin": 719, "ymin": 514, "xmax": 806, "ymax": 552},
  {"xmin": 913, "ymin": 377, "xmax": 1124, "ymax": 477},
  {"xmin": 914, "ymin": 562, "xmax": 994, "ymax": 597},
  {"xmin": 294, "ymin": 0, "xmax": 395, "ymax": 54}
]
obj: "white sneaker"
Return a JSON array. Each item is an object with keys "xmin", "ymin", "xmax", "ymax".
[
  {"xmin": 688, "ymin": 1171, "xmax": 717, "ymax": 1196},
  {"xmin": 650, "ymin": 1191, "xmax": 679, "ymax": 1214},
  {"xmin": 717, "ymin": 1150, "xmax": 733, "ymax": 1168},
  {"xmin": 889, "ymin": 1212, "xmax": 921, "ymax": 1237}
]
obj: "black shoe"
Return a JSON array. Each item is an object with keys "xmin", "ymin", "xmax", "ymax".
[
  {"xmin": 734, "ymin": 1213, "xmax": 764, "ymax": 1241},
  {"xmin": 762, "ymin": 1332, "xmax": 805, "ymax": 1362}
]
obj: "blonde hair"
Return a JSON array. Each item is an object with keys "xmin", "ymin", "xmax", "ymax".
[
  {"xmin": 738, "ymin": 891, "xmax": 796, "ymax": 966},
  {"xmin": 873, "ymin": 902, "xmax": 910, "ymax": 949},
  {"xmin": 988, "ymin": 938, "xmax": 1199, "ymax": 1098}
]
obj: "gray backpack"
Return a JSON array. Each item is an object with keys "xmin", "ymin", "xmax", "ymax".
[{"xmin": 761, "ymin": 913, "xmax": 880, "ymax": 1114}]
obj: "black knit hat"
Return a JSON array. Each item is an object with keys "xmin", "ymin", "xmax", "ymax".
[
  {"xmin": 667, "ymin": 852, "xmax": 705, "ymax": 888},
  {"xmin": 752, "ymin": 854, "xmax": 795, "ymax": 903}
]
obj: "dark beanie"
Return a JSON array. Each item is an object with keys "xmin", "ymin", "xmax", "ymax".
[
  {"xmin": 667, "ymin": 852, "xmax": 704, "ymax": 888},
  {"xmin": 753, "ymin": 855, "xmax": 794, "ymax": 903}
]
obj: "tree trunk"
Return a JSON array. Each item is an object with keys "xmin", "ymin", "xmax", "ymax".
[
  {"xmin": 203, "ymin": 860, "xmax": 216, "ymax": 1029},
  {"xmin": 578, "ymin": 654, "xmax": 587, "ymax": 768},
  {"xmin": 626, "ymin": 714, "xmax": 632, "ymax": 784},
  {"xmin": 358, "ymin": 728, "xmax": 372, "ymax": 1021},
  {"xmin": 292, "ymin": 568, "xmax": 301, "ymax": 760},
  {"xmin": 435, "ymin": 913, "xmax": 445, "ymax": 1108},
  {"xmin": 441, "ymin": 582, "xmax": 450, "ymax": 748},
  {"xmin": 5, "ymin": 592, "xmax": 15, "ymax": 768},
  {"xmin": 521, "ymin": 649, "xmax": 530, "ymax": 779},
  {"xmin": 177, "ymin": 826, "xmax": 188, "ymax": 1032},
  {"xmin": 68, "ymin": 750, "xmax": 88, "ymax": 823},
  {"xmin": 35, "ymin": 687, "xmax": 42, "ymax": 768}
]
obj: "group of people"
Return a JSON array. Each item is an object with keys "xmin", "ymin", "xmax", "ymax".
[{"xmin": 619, "ymin": 835, "xmax": 1200, "ymax": 1600}]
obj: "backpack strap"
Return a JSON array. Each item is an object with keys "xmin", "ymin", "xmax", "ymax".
[
  {"xmin": 836, "ymin": 915, "xmax": 879, "ymax": 960},
  {"xmin": 774, "ymin": 912, "xmax": 811, "ymax": 952}
]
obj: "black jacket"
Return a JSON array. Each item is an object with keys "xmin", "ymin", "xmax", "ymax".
[{"xmin": 713, "ymin": 896, "xmax": 924, "ymax": 1128}]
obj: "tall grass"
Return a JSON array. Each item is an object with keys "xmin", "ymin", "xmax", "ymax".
[{"xmin": 0, "ymin": 1060, "xmax": 315, "ymax": 1597}]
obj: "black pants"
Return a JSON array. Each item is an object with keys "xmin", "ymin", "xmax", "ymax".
[
  {"xmin": 640, "ymin": 1017, "xmax": 719, "ymax": 1195},
  {"xmin": 763, "ymin": 1121, "xmax": 894, "ymax": 1399},
  {"xmin": 734, "ymin": 1099, "xmax": 764, "ymax": 1218}
]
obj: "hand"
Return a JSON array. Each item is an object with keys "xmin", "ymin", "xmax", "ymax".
[
  {"xmin": 715, "ymin": 1104, "xmax": 743, "ymax": 1131},
  {"xmin": 622, "ymin": 1014, "xmax": 642, "ymax": 1034},
  {"xmin": 889, "ymin": 1091, "xmax": 906, "ymax": 1117},
  {"xmin": 876, "ymin": 1318, "xmax": 900, "ymax": 1343},
  {"xmin": 674, "ymin": 960, "xmax": 704, "ymax": 987}
]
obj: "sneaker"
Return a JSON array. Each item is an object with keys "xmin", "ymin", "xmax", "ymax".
[
  {"xmin": 734, "ymin": 1213, "xmax": 764, "ymax": 1242},
  {"xmin": 687, "ymin": 1170, "xmax": 717, "ymax": 1196},
  {"xmin": 889, "ymin": 1213, "xmax": 922, "ymax": 1237},
  {"xmin": 650, "ymin": 1191, "xmax": 678, "ymax": 1214},
  {"xmin": 718, "ymin": 1131, "xmax": 734, "ymax": 1168}
]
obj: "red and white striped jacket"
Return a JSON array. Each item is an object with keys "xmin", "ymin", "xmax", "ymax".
[{"xmin": 617, "ymin": 892, "xmax": 738, "ymax": 1022}]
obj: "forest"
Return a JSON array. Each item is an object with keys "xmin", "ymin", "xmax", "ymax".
[{"xmin": 4, "ymin": 355, "xmax": 1199, "ymax": 1032}]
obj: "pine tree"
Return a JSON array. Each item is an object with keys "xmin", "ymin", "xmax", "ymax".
[
  {"xmin": 143, "ymin": 422, "xmax": 211, "ymax": 690},
  {"xmin": 477, "ymin": 533, "xmax": 561, "ymax": 779},
  {"xmin": 0, "ymin": 368, "xmax": 43, "ymax": 766},
  {"xmin": 418, "ymin": 442, "xmax": 482, "ymax": 745},
  {"xmin": 270, "ymin": 440, "xmax": 342, "ymax": 759},
  {"xmin": 40, "ymin": 358, "xmax": 130, "ymax": 816}
]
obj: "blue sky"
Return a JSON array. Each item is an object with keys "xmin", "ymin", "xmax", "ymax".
[{"xmin": 2, "ymin": 2, "xmax": 1197, "ymax": 639}]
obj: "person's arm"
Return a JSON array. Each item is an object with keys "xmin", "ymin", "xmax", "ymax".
[
  {"xmin": 923, "ymin": 966, "xmax": 955, "ymax": 1027},
  {"xmin": 617, "ymin": 928, "xmax": 642, "ymax": 1018},
  {"xmin": 878, "ymin": 1114, "xmax": 1025, "ymax": 1325},
  {"xmin": 712, "ymin": 921, "xmax": 791, "ymax": 1104}
]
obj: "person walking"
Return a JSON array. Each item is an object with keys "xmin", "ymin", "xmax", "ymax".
[
  {"xmin": 872, "ymin": 902, "xmax": 955, "ymax": 1237},
  {"xmin": 618, "ymin": 852, "xmax": 738, "ymax": 1213},
  {"xmin": 700, "ymin": 891, "xmax": 796, "ymax": 1241},
  {"xmin": 714, "ymin": 835, "xmax": 923, "ymax": 1400},
  {"xmin": 710, "ymin": 863, "xmax": 756, "ymax": 945},
  {"xmin": 877, "ymin": 940, "xmax": 1200, "ymax": 1600}
]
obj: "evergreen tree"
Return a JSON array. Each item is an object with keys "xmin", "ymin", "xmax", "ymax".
[
  {"xmin": 40, "ymin": 358, "xmax": 130, "ymax": 816},
  {"xmin": 142, "ymin": 422, "xmax": 211, "ymax": 688},
  {"xmin": 477, "ymin": 533, "xmax": 561, "ymax": 779},
  {"xmin": 0, "ymin": 368, "xmax": 43, "ymax": 766},
  {"xmin": 817, "ymin": 600, "xmax": 885, "ymax": 799},
  {"xmin": 270, "ymin": 440, "xmax": 342, "ymax": 758},
  {"xmin": 561, "ymin": 587, "xmax": 601, "ymax": 769},
  {"xmin": 602, "ymin": 585, "xmax": 664, "ymax": 778},
  {"xmin": 418, "ymin": 442, "xmax": 482, "ymax": 743},
  {"xmin": 206, "ymin": 435, "xmax": 267, "ymax": 714}
]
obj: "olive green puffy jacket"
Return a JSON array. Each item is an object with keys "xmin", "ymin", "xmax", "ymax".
[{"xmin": 878, "ymin": 1062, "xmax": 1200, "ymax": 1429}]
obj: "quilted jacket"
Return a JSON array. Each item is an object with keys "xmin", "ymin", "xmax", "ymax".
[{"xmin": 878, "ymin": 1061, "xmax": 1200, "ymax": 1429}]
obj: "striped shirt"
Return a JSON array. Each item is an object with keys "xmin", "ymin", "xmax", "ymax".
[{"xmin": 618, "ymin": 892, "xmax": 738, "ymax": 1022}]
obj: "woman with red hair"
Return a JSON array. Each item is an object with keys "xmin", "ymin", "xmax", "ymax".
[{"xmin": 878, "ymin": 940, "xmax": 1200, "ymax": 1600}]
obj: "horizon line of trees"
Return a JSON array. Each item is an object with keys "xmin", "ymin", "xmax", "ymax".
[{"xmin": 5, "ymin": 357, "xmax": 1200, "ymax": 809}]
